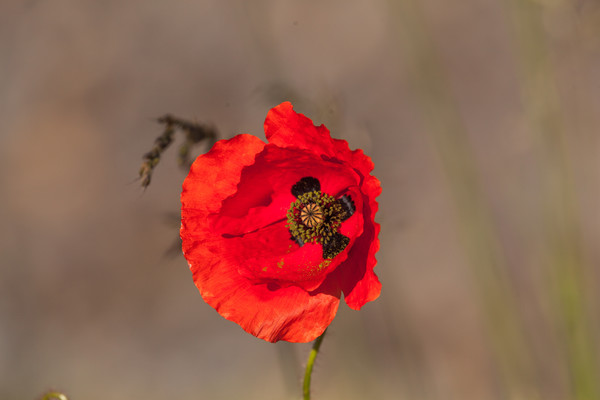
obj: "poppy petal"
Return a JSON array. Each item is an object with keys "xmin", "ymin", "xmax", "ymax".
[
  {"xmin": 181, "ymin": 103, "xmax": 381, "ymax": 342},
  {"xmin": 181, "ymin": 133, "xmax": 342, "ymax": 342},
  {"xmin": 337, "ymin": 174, "xmax": 382, "ymax": 309},
  {"xmin": 181, "ymin": 134, "xmax": 265, "ymax": 215},
  {"xmin": 265, "ymin": 102, "xmax": 331, "ymax": 151},
  {"xmin": 184, "ymin": 226, "xmax": 341, "ymax": 342}
]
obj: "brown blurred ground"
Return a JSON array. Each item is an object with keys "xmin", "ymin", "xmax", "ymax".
[{"xmin": 1, "ymin": 0, "xmax": 599, "ymax": 399}]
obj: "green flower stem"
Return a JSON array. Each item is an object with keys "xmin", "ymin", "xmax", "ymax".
[{"xmin": 303, "ymin": 329, "xmax": 326, "ymax": 400}]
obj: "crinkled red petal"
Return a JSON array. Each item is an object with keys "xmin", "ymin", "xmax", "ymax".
[
  {"xmin": 215, "ymin": 144, "xmax": 360, "ymax": 234},
  {"xmin": 211, "ymin": 144, "xmax": 364, "ymax": 291},
  {"xmin": 264, "ymin": 102, "xmax": 372, "ymax": 175},
  {"xmin": 264, "ymin": 102, "xmax": 382, "ymax": 309},
  {"xmin": 334, "ymin": 174, "xmax": 382, "ymax": 309},
  {"xmin": 183, "ymin": 222, "xmax": 341, "ymax": 342},
  {"xmin": 181, "ymin": 133, "xmax": 342, "ymax": 342},
  {"xmin": 181, "ymin": 134, "xmax": 265, "ymax": 215},
  {"xmin": 265, "ymin": 102, "xmax": 349, "ymax": 160},
  {"xmin": 182, "ymin": 103, "xmax": 381, "ymax": 342}
]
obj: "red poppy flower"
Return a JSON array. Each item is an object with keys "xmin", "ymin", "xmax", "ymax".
[{"xmin": 180, "ymin": 102, "xmax": 381, "ymax": 343}]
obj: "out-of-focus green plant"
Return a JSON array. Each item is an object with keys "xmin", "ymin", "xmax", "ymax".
[
  {"xmin": 390, "ymin": 0, "xmax": 599, "ymax": 398},
  {"xmin": 504, "ymin": 0, "xmax": 600, "ymax": 398}
]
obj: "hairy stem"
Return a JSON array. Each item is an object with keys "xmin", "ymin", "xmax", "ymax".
[{"xmin": 303, "ymin": 330, "xmax": 326, "ymax": 400}]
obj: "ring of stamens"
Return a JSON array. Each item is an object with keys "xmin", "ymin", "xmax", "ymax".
[{"xmin": 286, "ymin": 191, "xmax": 345, "ymax": 250}]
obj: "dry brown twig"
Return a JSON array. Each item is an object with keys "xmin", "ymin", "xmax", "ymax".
[{"xmin": 139, "ymin": 114, "xmax": 218, "ymax": 188}]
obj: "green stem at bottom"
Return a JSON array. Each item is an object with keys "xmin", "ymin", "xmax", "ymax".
[{"xmin": 303, "ymin": 329, "xmax": 327, "ymax": 400}]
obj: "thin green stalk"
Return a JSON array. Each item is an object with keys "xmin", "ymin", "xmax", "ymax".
[{"xmin": 303, "ymin": 330, "xmax": 327, "ymax": 400}]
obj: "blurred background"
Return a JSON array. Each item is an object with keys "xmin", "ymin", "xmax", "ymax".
[{"xmin": 1, "ymin": 0, "xmax": 599, "ymax": 399}]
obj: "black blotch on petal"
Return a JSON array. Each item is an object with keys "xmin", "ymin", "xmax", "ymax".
[
  {"xmin": 291, "ymin": 235, "xmax": 304, "ymax": 247},
  {"xmin": 338, "ymin": 195, "xmax": 355, "ymax": 221},
  {"xmin": 291, "ymin": 177, "xmax": 321, "ymax": 198},
  {"xmin": 322, "ymin": 233, "xmax": 350, "ymax": 259}
]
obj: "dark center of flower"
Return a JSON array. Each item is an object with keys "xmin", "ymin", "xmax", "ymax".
[{"xmin": 286, "ymin": 177, "xmax": 356, "ymax": 260}]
